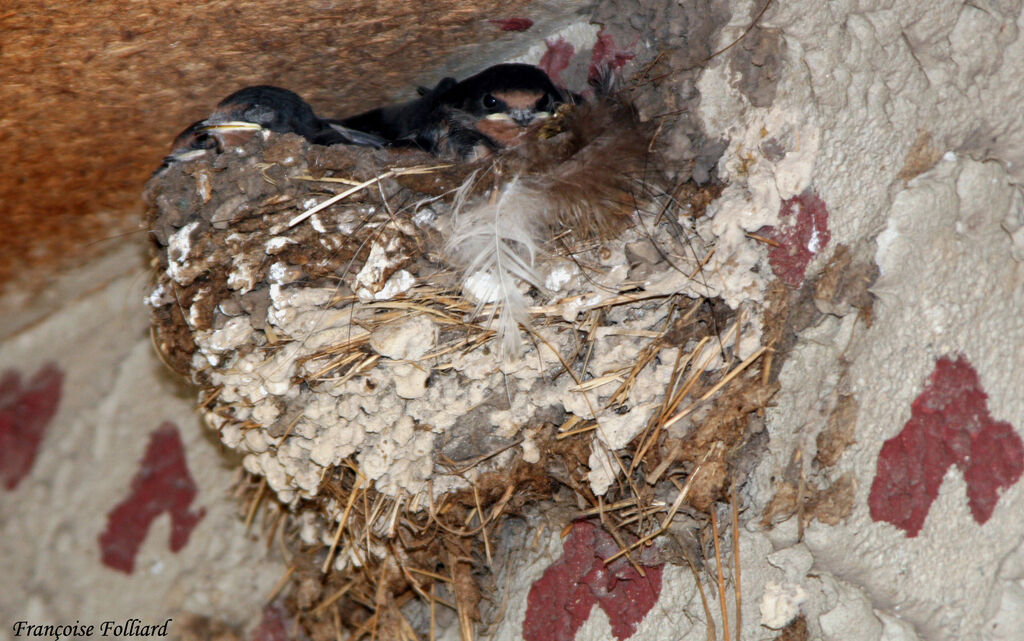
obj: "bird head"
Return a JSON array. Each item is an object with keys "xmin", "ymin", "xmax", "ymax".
[{"xmin": 441, "ymin": 63, "xmax": 570, "ymax": 147}]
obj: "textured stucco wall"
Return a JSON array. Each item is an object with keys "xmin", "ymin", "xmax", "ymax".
[{"xmin": 0, "ymin": 245, "xmax": 281, "ymax": 639}]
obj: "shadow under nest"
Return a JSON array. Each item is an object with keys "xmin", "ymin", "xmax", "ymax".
[{"xmin": 145, "ymin": 94, "xmax": 775, "ymax": 640}]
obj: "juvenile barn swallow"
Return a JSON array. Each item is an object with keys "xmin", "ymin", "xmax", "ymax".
[
  {"xmin": 339, "ymin": 64, "xmax": 573, "ymax": 159},
  {"xmin": 162, "ymin": 85, "xmax": 384, "ymax": 167}
]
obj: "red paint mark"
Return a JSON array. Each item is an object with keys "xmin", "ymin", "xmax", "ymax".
[
  {"xmin": 488, "ymin": 17, "xmax": 534, "ymax": 32},
  {"xmin": 98, "ymin": 422, "xmax": 205, "ymax": 573},
  {"xmin": 0, "ymin": 363, "xmax": 63, "ymax": 490},
  {"xmin": 589, "ymin": 27, "xmax": 636, "ymax": 82},
  {"xmin": 758, "ymin": 190, "xmax": 831, "ymax": 287},
  {"xmin": 249, "ymin": 603, "xmax": 291, "ymax": 641},
  {"xmin": 539, "ymin": 37, "xmax": 576, "ymax": 86},
  {"xmin": 523, "ymin": 521, "xmax": 663, "ymax": 641},
  {"xmin": 869, "ymin": 355, "xmax": 1024, "ymax": 537}
]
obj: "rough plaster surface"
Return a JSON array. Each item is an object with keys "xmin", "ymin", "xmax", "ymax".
[
  {"xmin": 797, "ymin": 156, "xmax": 1024, "ymax": 639},
  {"xmin": 695, "ymin": 1, "xmax": 1024, "ymax": 640},
  {"xmin": 487, "ymin": 517, "xmax": 845, "ymax": 641},
  {"xmin": 0, "ymin": 251, "xmax": 280, "ymax": 639}
]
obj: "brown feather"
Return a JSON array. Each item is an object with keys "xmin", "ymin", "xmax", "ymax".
[{"xmin": 497, "ymin": 97, "xmax": 660, "ymax": 240}]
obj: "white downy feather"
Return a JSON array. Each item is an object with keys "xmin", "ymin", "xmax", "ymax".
[{"xmin": 446, "ymin": 175, "xmax": 552, "ymax": 355}]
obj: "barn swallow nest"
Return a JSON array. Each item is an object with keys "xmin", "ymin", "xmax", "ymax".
[{"xmin": 145, "ymin": 99, "xmax": 776, "ymax": 636}]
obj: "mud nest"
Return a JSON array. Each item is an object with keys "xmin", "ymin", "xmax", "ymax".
[{"xmin": 145, "ymin": 98, "xmax": 775, "ymax": 638}]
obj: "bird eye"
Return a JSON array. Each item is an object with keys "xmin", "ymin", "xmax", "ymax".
[{"xmin": 482, "ymin": 94, "xmax": 499, "ymax": 110}]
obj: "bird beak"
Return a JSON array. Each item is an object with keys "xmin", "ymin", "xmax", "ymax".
[
  {"xmin": 510, "ymin": 109, "xmax": 536, "ymax": 127},
  {"xmin": 484, "ymin": 110, "xmax": 545, "ymax": 127},
  {"xmin": 168, "ymin": 149, "xmax": 210, "ymax": 162},
  {"xmin": 198, "ymin": 121, "xmax": 264, "ymax": 133},
  {"xmin": 498, "ymin": 109, "xmax": 551, "ymax": 127}
]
